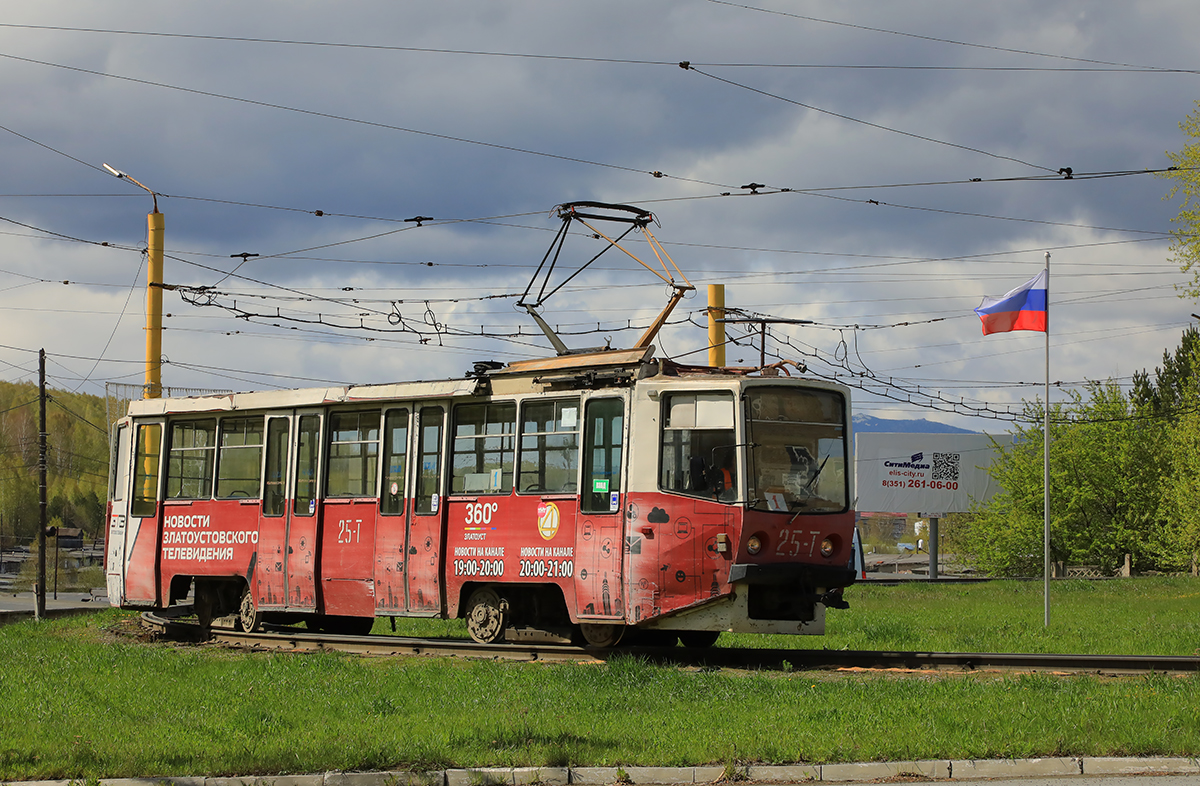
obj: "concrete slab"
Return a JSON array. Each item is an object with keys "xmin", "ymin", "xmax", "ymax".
[
  {"xmin": 821, "ymin": 760, "xmax": 949, "ymax": 782},
  {"xmin": 1083, "ymin": 757, "xmax": 1200, "ymax": 775},
  {"xmin": 324, "ymin": 772, "xmax": 401, "ymax": 786},
  {"xmin": 745, "ymin": 765, "xmax": 819, "ymax": 783},
  {"xmin": 511, "ymin": 768, "xmax": 568, "ymax": 785},
  {"xmin": 949, "ymin": 758, "xmax": 1080, "ymax": 779},
  {"xmin": 331, "ymin": 772, "xmax": 445, "ymax": 786},
  {"xmin": 205, "ymin": 778, "xmax": 260, "ymax": 786},
  {"xmin": 256, "ymin": 776, "xmax": 324, "ymax": 786},
  {"xmin": 567, "ymin": 768, "xmax": 620, "ymax": 785},
  {"xmin": 619, "ymin": 768, "xmax": 692, "ymax": 784},
  {"xmin": 103, "ymin": 778, "xmax": 205, "ymax": 786},
  {"xmin": 410, "ymin": 773, "xmax": 447, "ymax": 786},
  {"xmin": 445, "ymin": 769, "xmax": 513, "ymax": 786},
  {"xmin": 690, "ymin": 767, "xmax": 726, "ymax": 784}
]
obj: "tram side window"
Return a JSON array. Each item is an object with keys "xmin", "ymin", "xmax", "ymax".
[
  {"xmin": 582, "ymin": 398, "xmax": 623, "ymax": 513},
  {"xmin": 452, "ymin": 402, "xmax": 515, "ymax": 495},
  {"xmin": 263, "ymin": 418, "xmax": 289, "ymax": 517},
  {"xmin": 327, "ymin": 410, "xmax": 381, "ymax": 498},
  {"xmin": 381, "ymin": 409, "xmax": 409, "ymax": 516},
  {"xmin": 167, "ymin": 419, "xmax": 216, "ymax": 499},
  {"xmin": 519, "ymin": 399, "xmax": 580, "ymax": 494},
  {"xmin": 294, "ymin": 415, "xmax": 320, "ymax": 517},
  {"xmin": 415, "ymin": 407, "xmax": 444, "ymax": 515},
  {"xmin": 216, "ymin": 417, "xmax": 265, "ymax": 498},
  {"xmin": 131, "ymin": 423, "xmax": 162, "ymax": 518},
  {"xmin": 659, "ymin": 392, "xmax": 736, "ymax": 500}
]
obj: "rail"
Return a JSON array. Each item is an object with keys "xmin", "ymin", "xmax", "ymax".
[{"xmin": 140, "ymin": 612, "xmax": 1200, "ymax": 675}]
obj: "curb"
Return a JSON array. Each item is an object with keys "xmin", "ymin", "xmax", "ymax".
[{"xmin": 5, "ymin": 757, "xmax": 1200, "ymax": 786}]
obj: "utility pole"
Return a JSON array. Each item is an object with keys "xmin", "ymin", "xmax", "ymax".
[
  {"xmin": 707, "ymin": 284, "xmax": 726, "ymax": 367},
  {"xmin": 103, "ymin": 164, "xmax": 163, "ymax": 399},
  {"xmin": 718, "ymin": 316, "xmax": 813, "ymax": 369},
  {"xmin": 35, "ymin": 349, "xmax": 47, "ymax": 621}
]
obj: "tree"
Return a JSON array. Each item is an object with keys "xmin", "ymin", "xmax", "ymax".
[
  {"xmin": 956, "ymin": 381, "xmax": 1169, "ymax": 576},
  {"xmin": 1139, "ymin": 329, "xmax": 1200, "ymax": 571},
  {"xmin": 1160, "ymin": 101, "xmax": 1200, "ymax": 299},
  {"xmin": 1132, "ymin": 326, "xmax": 1200, "ymax": 418},
  {"xmin": 0, "ymin": 380, "xmax": 111, "ymax": 544}
]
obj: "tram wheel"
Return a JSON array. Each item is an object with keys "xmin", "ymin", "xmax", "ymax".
[
  {"xmin": 678, "ymin": 630, "xmax": 721, "ymax": 648},
  {"xmin": 465, "ymin": 586, "xmax": 508, "ymax": 644},
  {"xmin": 578, "ymin": 622, "xmax": 625, "ymax": 648},
  {"xmin": 236, "ymin": 586, "xmax": 263, "ymax": 633}
]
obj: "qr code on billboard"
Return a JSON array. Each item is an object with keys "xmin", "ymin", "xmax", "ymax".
[{"xmin": 932, "ymin": 452, "xmax": 959, "ymax": 481}]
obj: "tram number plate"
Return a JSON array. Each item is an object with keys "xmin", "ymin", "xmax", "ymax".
[
  {"xmin": 337, "ymin": 518, "xmax": 363, "ymax": 545},
  {"xmin": 518, "ymin": 559, "xmax": 574, "ymax": 579},
  {"xmin": 774, "ymin": 529, "xmax": 820, "ymax": 558},
  {"xmin": 453, "ymin": 559, "xmax": 505, "ymax": 577}
]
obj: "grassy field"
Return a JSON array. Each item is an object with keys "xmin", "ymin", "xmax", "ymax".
[
  {"xmin": 379, "ymin": 577, "xmax": 1200, "ymax": 656},
  {"xmin": 1, "ymin": 577, "xmax": 1198, "ymax": 781},
  {"xmin": 733, "ymin": 576, "xmax": 1200, "ymax": 655}
]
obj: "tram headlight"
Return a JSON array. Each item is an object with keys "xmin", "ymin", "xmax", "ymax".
[
  {"xmin": 820, "ymin": 538, "xmax": 835, "ymax": 558},
  {"xmin": 746, "ymin": 534, "xmax": 765, "ymax": 555}
]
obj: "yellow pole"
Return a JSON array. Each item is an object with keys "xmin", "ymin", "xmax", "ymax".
[
  {"xmin": 708, "ymin": 284, "xmax": 725, "ymax": 367},
  {"xmin": 145, "ymin": 210, "xmax": 164, "ymax": 399}
]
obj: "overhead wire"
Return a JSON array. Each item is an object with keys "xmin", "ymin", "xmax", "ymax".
[
  {"xmin": 702, "ymin": 0, "xmax": 1198, "ymax": 74},
  {"xmin": 6, "ymin": 21, "xmax": 1199, "ymax": 74},
  {"xmin": 682, "ymin": 64, "xmax": 1058, "ymax": 172}
]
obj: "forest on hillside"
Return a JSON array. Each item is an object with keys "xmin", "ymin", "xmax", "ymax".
[{"xmin": 0, "ymin": 381, "xmax": 111, "ymax": 548}]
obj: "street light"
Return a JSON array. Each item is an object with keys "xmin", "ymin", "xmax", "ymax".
[{"xmin": 104, "ymin": 163, "xmax": 164, "ymax": 399}]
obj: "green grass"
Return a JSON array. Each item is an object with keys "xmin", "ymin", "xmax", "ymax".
[
  {"xmin": 2, "ymin": 578, "xmax": 1199, "ymax": 780},
  {"xmin": 371, "ymin": 577, "xmax": 1200, "ymax": 656},
  {"xmin": 726, "ymin": 576, "xmax": 1200, "ymax": 655}
]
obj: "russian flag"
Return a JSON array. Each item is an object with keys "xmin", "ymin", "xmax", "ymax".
[{"xmin": 974, "ymin": 269, "xmax": 1047, "ymax": 335}]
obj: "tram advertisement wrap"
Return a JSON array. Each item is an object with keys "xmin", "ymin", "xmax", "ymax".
[
  {"xmin": 854, "ymin": 432, "xmax": 1012, "ymax": 514},
  {"xmin": 160, "ymin": 513, "xmax": 259, "ymax": 563}
]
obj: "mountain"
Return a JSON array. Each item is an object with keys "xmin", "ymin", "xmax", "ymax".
[{"xmin": 852, "ymin": 414, "xmax": 977, "ymax": 434}]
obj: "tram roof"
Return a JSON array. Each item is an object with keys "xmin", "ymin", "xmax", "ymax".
[
  {"xmin": 124, "ymin": 347, "xmax": 846, "ymax": 418},
  {"xmin": 125, "ymin": 377, "xmax": 482, "ymax": 417}
]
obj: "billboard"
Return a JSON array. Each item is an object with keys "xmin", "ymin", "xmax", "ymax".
[{"xmin": 855, "ymin": 432, "xmax": 1013, "ymax": 514}]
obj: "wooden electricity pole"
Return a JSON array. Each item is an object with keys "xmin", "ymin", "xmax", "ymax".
[{"xmin": 35, "ymin": 349, "xmax": 47, "ymax": 620}]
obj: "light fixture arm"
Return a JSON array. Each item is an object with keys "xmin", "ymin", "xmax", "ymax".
[{"xmin": 103, "ymin": 162, "xmax": 160, "ymax": 212}]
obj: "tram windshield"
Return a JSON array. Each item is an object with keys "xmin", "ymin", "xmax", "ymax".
[{"xmin": 745, "ymin": 387, "xmax": 847, "ymax": 514}]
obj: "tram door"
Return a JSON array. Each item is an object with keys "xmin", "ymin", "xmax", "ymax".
[
  {"xmin": 285, "ymin": 411, "xmax": 323, "ymax": 608},
  {"xmin": 574, "ymin": 397, "xmax": 628, "ymax": 620},
  {"xmin": 319, "ymin": 409, "xmax": 382, "ymax": 617},
  {"xmin": 406, "ymin": 404, "xmax": 447, "ymax": 613},
  {"xmin": 255, "ymin": 414, "xmax": 292, "ymax": 609},
  {"xmin": 374, "ymin": 406, "xmax": 411, "ymax": 613},
  {"xmin": 114, "ymin": 418, "xmax": 165, "ymax": 605}
]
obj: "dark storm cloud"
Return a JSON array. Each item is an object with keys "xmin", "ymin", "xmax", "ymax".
[{"xmin": 0, "ymin": 0, "xmax": 1195, "ymax": 421}]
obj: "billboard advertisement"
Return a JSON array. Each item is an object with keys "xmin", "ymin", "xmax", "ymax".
[{"xmin": 855, "ymin": 432, "xmax": 1013, "ymax": 514}]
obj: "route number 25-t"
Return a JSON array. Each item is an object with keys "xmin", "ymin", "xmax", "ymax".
[{"xmin": 337, "ymin": 518, "xmax": 362, "ymax": 544}]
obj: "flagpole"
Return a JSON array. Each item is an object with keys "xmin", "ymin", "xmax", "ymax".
[{"xmin": 1044, "ymin": 250, "xmax": 1051, "ymax": 627}]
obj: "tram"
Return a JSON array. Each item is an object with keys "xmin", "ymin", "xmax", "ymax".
[{"xmin": 105, "ymin": 346, "xmax": 856, "ymax": 646}]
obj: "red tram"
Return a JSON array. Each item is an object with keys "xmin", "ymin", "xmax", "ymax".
[{"xmin": 106, "ymin": 347, "xmax": 857, "ymax": 646}]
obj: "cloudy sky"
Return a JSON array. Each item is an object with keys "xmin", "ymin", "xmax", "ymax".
[{"xmin": 2, "ymin": 1, "xmax": 1197, "ymax": 431}]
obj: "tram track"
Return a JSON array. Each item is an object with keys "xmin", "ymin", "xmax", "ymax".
[{"xmin": 141, "ymin": 611, "xmax": 1200, "ymax": 675}]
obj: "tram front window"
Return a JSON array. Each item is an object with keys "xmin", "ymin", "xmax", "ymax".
[{"xmin": 745, "ymin": 387, "xmax": 847, "ymax": 514}]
